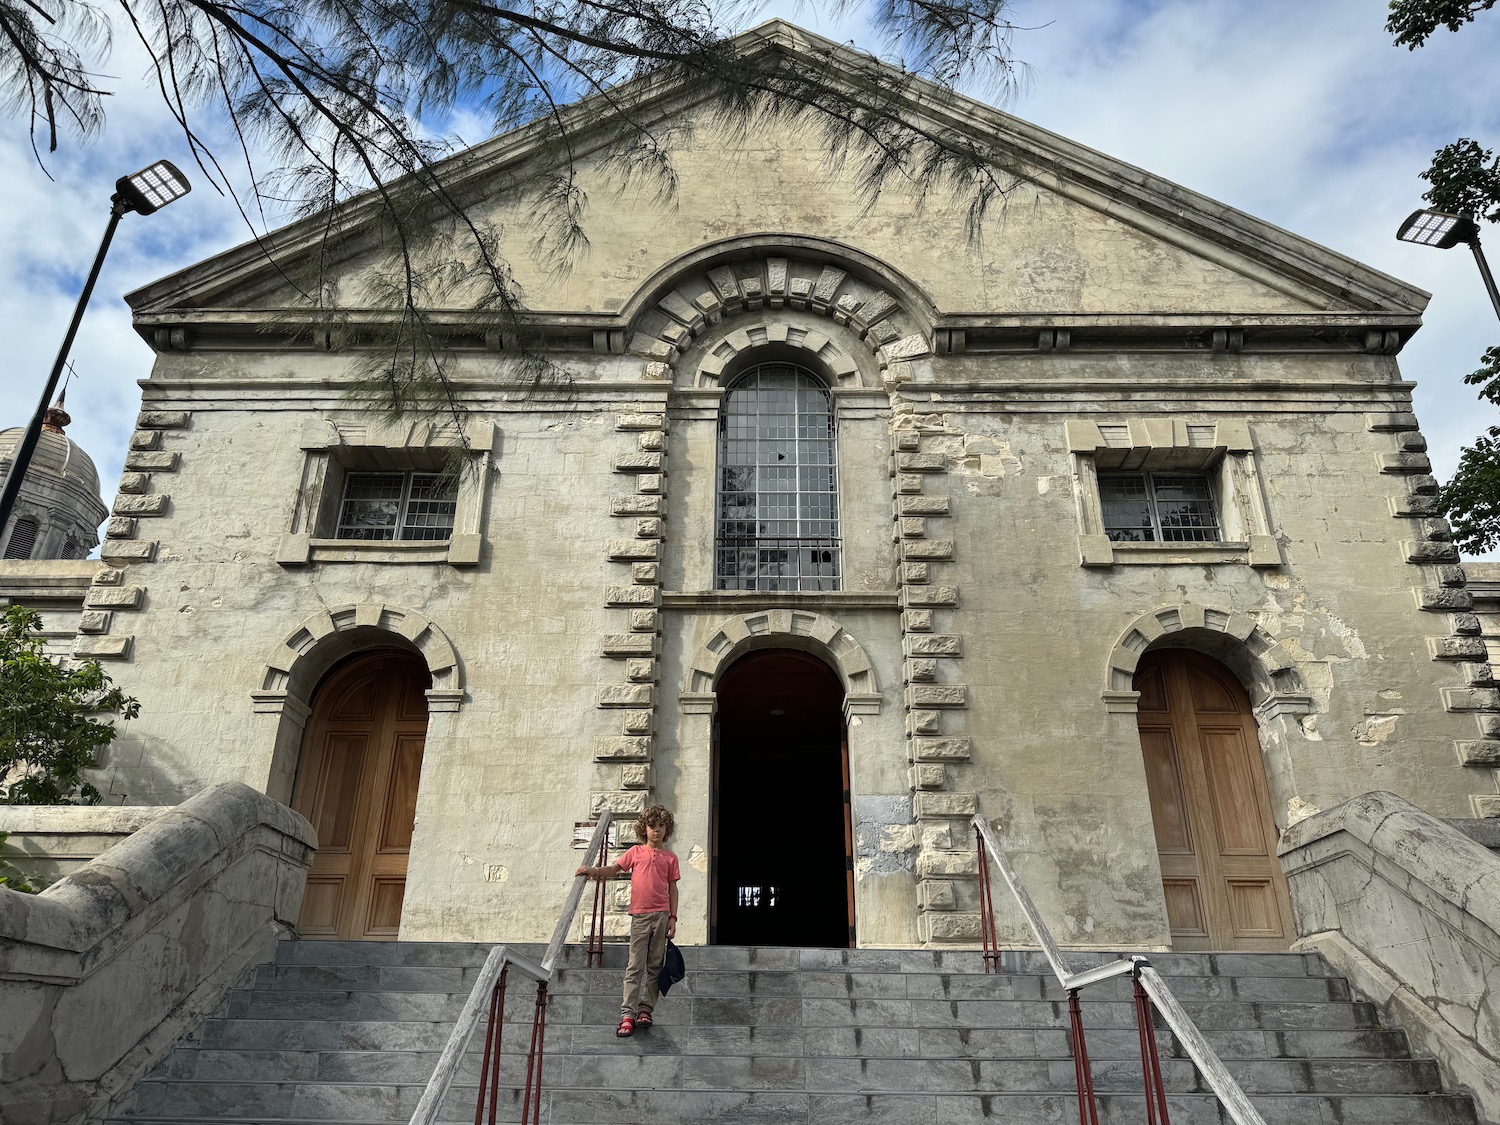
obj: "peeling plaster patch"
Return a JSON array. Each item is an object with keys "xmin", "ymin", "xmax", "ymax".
[
  {"xmin": 1262, "ymin": 572, "xmax": 1290, "ymax": 590},
  {"xmin": 955, "ymin": 435, "xmax": 1022, "ymax": 479},
  {"xmin": 1378, "ymin": 690, "xmax": 1404, "ymax": 702},
  {"xmin": 1354, "ymin": 714, "xmax": 1400, "ymax": 747},
  {"xmin": 687, "ymin": 844, "xmax": 708, "ymax": 873},
  {"xmin": 1324, "ymin": 613, "xmax": 1369, "ymax": 660},
  {"xmin": 484, "ymin": 864, "xmax": 508, "ymax": 883},
  {"xmin": 1036, "ymin": 476, "xmax": 1052, "ymax": 495},
  {"xmin": 1286, "ymin": 796, "xmax": 1321, "ymax": 826},
  {"xmin": 853, "ymin": 795, "xmax": 916, "ymax": 876},
  {"xmin": 1300, "ymin": 714, "xmax": 1323, "ymax": 741}
]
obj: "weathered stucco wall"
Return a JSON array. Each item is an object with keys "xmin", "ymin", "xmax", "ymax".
[{"xmin": 83, "ymin": 72, "xmax": 1497, "ymax": 947}]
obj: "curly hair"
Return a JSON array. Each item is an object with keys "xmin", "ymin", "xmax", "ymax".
[{"xmin": 633, "ymin": 804, "xmax": 675, "ymax": 842}]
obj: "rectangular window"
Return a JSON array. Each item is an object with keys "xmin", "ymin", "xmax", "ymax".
[
  {"xmin": 335, "ymin": 472, "xmax": 457, "ymax": 542},
  {"xmin": 1100, "ymin": 472, "xmax": 1220, "ymax": 543}
]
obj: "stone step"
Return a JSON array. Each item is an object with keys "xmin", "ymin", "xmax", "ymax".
[
  {"xmin": 116, "ymin": 1083, "xmax": 1480, "ymax": 1125},
  {"xmin": 105, "ymin": 943, "xmax": 1477, "ymax": 1125},
  {"xmin": 222, "ymin": 988, "xmax": 1385, "ymax": 1031},
  {"xmin": 249, "ymin": 964, "xmax": 1350, "ymax": 1003},
  {"xmin": 195, "ymin": 1017, "xmax": 1416, "ymax": 1062},
  {"xmin": 150, "ymin": 1046, "xmax": 1442, "ymax": 1094},
  {"xmin": 269, "ymin": 942, "xmax": 1337, "ymax": 979}
]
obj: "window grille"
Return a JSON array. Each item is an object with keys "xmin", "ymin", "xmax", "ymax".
[
  {"xmin": 3, "ymin": 517, "xmax": 38, "ymax": 560},
  {"xmin": 1100, "ymin": 472, "xmax": 1220, "ymax": 543},
  {"xmin": 715, "ymin": 364, "xmax": 840, "ymax": 591},
  {"xmin": 335, "ymin": 472, "xmax": 457, "ymax": 541}
]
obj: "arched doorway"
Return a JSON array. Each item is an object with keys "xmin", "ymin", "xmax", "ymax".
[
  {"xmin": 713, "ymin": 649, "xmax": 853, "ymax": 947},
  {"xmin": 1135, "ymin": 649, "xmax": 1294, "ymax": 951},
  {"xmin": 290, "ymin": 649, "xmax": 430, "ymax": 940}
]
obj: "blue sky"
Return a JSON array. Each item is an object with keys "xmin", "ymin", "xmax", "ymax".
[{"xmin": 2, "ymin": 0, "xmax": 1498, "ymax": 551}]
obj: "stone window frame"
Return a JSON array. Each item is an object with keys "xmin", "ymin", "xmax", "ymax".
[
  {"xmin": 276, "ymin": 417, "xmax": 496, "ymax": 568},
  {"xmin": 1067, "ymin": 418, "xmax": 1280, "ymax": 568}
]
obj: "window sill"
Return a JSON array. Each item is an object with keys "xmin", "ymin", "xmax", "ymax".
[
  {"xmin": 276, "ymin": 533, "xmax": 481, "ymax": 567},
  {"xmin": 1079, "ymin": 534, "xmax": 1280, "ymax": 568}
]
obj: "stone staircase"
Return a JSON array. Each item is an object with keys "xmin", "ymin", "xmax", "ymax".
[{"xmin": 107, "ymin": 942, "xmax": 1480, "ymax": 1125}]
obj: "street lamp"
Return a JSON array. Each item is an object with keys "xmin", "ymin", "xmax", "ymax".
[
  {"xmin": 0, "ymin": 161, "xmax": 192, "ymax": 544},
  {"xmin": 1396, "ymin": 208, "xmax": 1500, "ymax": 322}
]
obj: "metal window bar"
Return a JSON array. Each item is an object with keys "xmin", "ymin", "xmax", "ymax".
[
  {"xmin": 409, "ymin": 811, "xmax": 614, "ymax": 1125},
  {"xmin": 715, "ymin": 536, "xmax": 841, "ymax": 592},
  {"xmin": 715, "ymin": 364, "xmax": 841, "ymax": 591},
  {"xmin": 1100, "ymin": 472, "xmax": 1220, "ymax": 544},
  {"xmin": 336, "ymin": 472, "xmax": 457, "ymax": 542},
  {"xmin": 971, "ymin": 814, "xmax": 1267, "ymax": 1125}
]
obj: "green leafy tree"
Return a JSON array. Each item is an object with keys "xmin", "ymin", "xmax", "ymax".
[
  {"xmin": 1388, "ymin": 1, "xmax": 1500, "ymax": 555},
  {"xmin": 0, "ymin": 0, "xmax": 1032, "ymax": 431},
  {"xmin": 0, "ymin": 606, "xmax": 140, "ymax": 806},
  {"xmin": 1387, "ymin": 0, "xmax": 1496, "ymax": 47}
]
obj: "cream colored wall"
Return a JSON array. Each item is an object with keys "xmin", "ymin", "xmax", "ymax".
[{"xmin": 92, "ymin": 106, "xmax": 1491, "ymax": 947}]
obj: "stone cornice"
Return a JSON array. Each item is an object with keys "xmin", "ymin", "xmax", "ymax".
[{"xmin": 134, "ymin": 308, "xmax": 1423, "ymax": 357}]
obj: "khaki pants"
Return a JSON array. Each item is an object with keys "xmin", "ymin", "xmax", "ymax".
[{"xmin": 622, "ymin": 911, "xmax": 670, "ymax": 1018}]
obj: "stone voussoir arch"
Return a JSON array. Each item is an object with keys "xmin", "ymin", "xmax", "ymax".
[
  {"xmin": 626, "ymin": 241, "xmax": 934, "ymax": 381},
  {"xmin": 1102, "ymin": 602, "xmax": 1307, "ymax": 715},
  {"xmin": 255, "ymin": 602, "xmax": 464, "ymax": 714},
  {"xmin": 686, "ymin": 608, "xmax": 882, "ymax": 714}
]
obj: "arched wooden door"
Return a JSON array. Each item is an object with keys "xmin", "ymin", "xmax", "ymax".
[
  {"xmin": 1134, "ymin": 650, "xmax": 1294, "ymax": 951},
  {"xmin": 291, "ymin": 650, "xmax": 430, "ymax": 940}
]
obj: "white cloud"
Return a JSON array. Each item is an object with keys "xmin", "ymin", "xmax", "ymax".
[{"xmin": 2, "ymin": 1, "xmax": 1497, "ymax": 549}]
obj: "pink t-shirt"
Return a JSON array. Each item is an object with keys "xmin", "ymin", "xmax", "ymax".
[{"xmin": 616, "ymin": 845, "xmax": 680, "ymax": 915}]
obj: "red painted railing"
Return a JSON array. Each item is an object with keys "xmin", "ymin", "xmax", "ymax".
[
  {"xmin": 975, "ymin": 833, "xmax": 1001, "ymax": 974},
  {"xmin": 586, "ymin": 833, "xmax": 609, "ymax": 968},
  {"xmin": 470, "ymin": 968, "xmax": 552, "ymax": 1125}
]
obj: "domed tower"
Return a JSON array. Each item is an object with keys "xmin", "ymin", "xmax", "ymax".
[{"xmin": 0, "ymin": 400, "xmax": 109, "ymax": 560}]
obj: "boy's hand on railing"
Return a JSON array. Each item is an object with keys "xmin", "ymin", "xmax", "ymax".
[{"xmin": 575, "ymin": 866, "xmax": 594, "ymax": 878}]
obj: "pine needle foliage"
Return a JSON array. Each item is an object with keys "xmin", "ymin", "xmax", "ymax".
[{"xmin": 2, "ymin": 0, "xmax": 1035, "ymax": 447}]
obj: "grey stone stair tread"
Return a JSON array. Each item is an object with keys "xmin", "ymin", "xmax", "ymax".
[
  {"xmin": 113, "ymin": 1087, "xmax": 1483, "ymax": 1125},
  {"xmin": 195, "ymin": 1017, "xmax": 1414, "ymax": 1060},
  {"xmin": 143, "ymin": 1048, "xmax": 1442, "ymax": 1094},
  {"xmin": 271, "ymin": 943, "xmax": 1337, "ymax": 978},
  {"xmin": 111, "ymin": 942, "xmax": 1477, "ymax": 1125},
  {"xmin": 222, "ymin": 987, "xmax": 1384, "ymax": 1030}
]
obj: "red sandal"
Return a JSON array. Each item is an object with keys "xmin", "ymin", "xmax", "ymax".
[
  {"xmin": 635, "ymin": 1009, "xmax": 653, "ymax": 1030},
  {"xmin": 616, "ymin": 1016, "xmax": 635, "ymax": 1038}
]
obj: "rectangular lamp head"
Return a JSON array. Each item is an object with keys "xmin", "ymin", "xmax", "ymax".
[
  {"xmin": 115, "ymin": 160, "xmax": 192, "ymax": 216},
  {"xmin": 1397, "ymin": 209, "xmax": 1478, "ymax": 250}
]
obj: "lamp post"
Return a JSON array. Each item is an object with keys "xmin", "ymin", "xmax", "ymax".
[
  {"xmin": 1396, "ymin": 208, "xmax": 1500, "ymax": 323},
  {"xmin": 0, "ymin": 161, "xmax": 192, "ymax": 543}
]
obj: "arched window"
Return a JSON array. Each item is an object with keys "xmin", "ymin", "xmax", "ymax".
[
  {"xmin": 716, "ymin": 363, "xmax": 839, "ymax": 591},
  {"xmin": 3, "ymin": 517, "xmax": 38, "ymax": 560}
]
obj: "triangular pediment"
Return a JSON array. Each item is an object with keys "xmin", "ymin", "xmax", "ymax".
[{"xmin": 127, "ymin": 20, "xmax": 1428, "ymax": 336}]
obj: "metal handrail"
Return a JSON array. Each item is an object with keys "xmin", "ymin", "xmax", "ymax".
[
  {"xmin": 971, "ymin": 815, "xmax": 1268, "ymax": 1125},
  {"xmin": 409, "ymin": 811, "xmax": 614, "ymax": 1125}
]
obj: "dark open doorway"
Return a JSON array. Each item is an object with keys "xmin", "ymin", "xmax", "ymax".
[{"xmin": 712, "ymin": 649, "xmax": 854, "ymax": 948}]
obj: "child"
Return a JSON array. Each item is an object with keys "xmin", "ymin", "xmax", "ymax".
[{"xmin": 576, "ymin": 804, "xmax": 680, "ymax": 1038}]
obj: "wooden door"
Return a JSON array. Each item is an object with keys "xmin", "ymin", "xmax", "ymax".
[
  {"xmin": 1135, "ymin": 650, "xmax": 1293, "ymax": 951},
  {"xmin": 291, "ymin": 651, "xmax": 430, "ymax": 940}
]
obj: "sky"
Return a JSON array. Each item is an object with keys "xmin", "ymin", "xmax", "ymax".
[{"xmin": 1, "ymin": 0, "xmax": 1498, "ymax": 553}]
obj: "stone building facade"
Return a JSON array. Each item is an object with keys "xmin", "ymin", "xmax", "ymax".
[{"xmin": 81, "ymin": 23, "xmax": 1498, "ymax": 951}]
